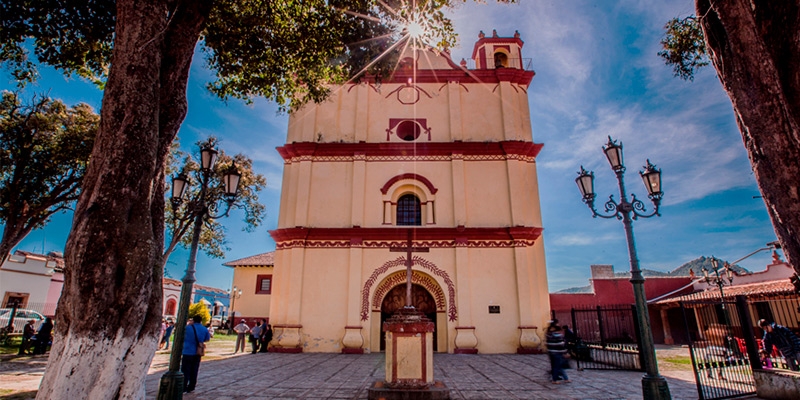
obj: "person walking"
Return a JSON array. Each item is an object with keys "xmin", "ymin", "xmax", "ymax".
[
  {"xmin": 162, "ymin": 320, "xmax": 175, "ymax": 350},
  {"xmin": 18, "ymin": 319, "xmax": 36, "ymax": 355},
  {"xmin": 546, "ymin": 321, "xmax": 570, "ymax": 384},
  {"xmin": 250, "ymin": 321, "xmax": 262, "ymax": 354},
  {"xmin": 182, "ymin": 315, "xmax": 211, "ymax": 393},
  {"xmin": 760, "ymin": 319, "xmax": 800, "ymax": 371},
  {"xmin": 157, "ymin": 319, "xmax": 167, "ymax": 350},
  {"xmin": 259, "ymin": 321, "xmax": 272, "ymax": 353},
  {"xmin": 33, "ymin": 317, "xmax": 53, "ymax": 355},
  {"xmin": 233, "ymin": 319, "xmax": 249, "ymax": 353}
]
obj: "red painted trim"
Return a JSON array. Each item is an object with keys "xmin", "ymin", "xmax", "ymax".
[
  {"xmin": 471, "ymin": 37, "xmax": 525, "ymax": 60},
  {"xmin": 272, "ymin": 324, "xmax": 302, "ymax": 329},
  {"xmin": 518, "ymin": 326, "xmax": 539, "ymax": 330},
  {"xmin": 376, "ymin": 68, "xmax": 534, "ymax": 86},
  {"xmin": 269, "ymin": 346, "xmax": 303, "ymax": 353},
  {"xmin": 380, "ymin": 173, "xmax": 438, "ymax": 195},
  {"xmin": 517, "ymin": 347, "xmax": 543, "ymax": 354},
  {"xmin": 341, "ymin": 348, "xmax": 364, "ymax": 354},
  {"xmin": 277, "ymin": 141, "xmax": 543, "ymax": 162},
  {"xmin": 455, "ymin": 326, "xmax": 476, "ymax": 330},
  {"xmin": 255, "ymin": 274, "xmax": 272, "ymax": 294},
  {"xmin": 344, "ymin": 325, "xmax": 363, "ymax": 329},
  {"xmin": 454, "ymin": 348, "xmax": 479, "ymax": 354},
  {"xmin": 270, "ymin": 226, "xmax": 543, "ymax": 246}
]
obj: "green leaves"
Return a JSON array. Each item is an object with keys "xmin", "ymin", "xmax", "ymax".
[
  {"xmin": 164, "ymin": 137, "xmax": 267, "ymax": 263},
  {"xmin": 0, "ymin": 91, "xmax": 98, "ymax": 256},
  {"xmin": 0, "ymin": 0, "xmax": 115, "ymax": 87},
  {"xmin": 658, "ymin": 16, "xmax": 709, "ymax": 81}
]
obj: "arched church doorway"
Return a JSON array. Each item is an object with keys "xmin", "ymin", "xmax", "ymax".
[{"xmin": 379, "ymin": 283, "xmax": 437, "ymax": 351}]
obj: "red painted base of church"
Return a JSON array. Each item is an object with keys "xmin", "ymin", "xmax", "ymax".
[
  {"xmin": 453, "ymin": 348, "xmax": 478, "ymax": 354},
  {"xmin": 517, "ymin": 347, "xmax": 544, "ymax": 354},
  {"xmin": 342, "ymin": 348, "xmax": 365, "ymax": 354},
  {"xmin": 269, "ymin": 346, "xmax": 303, "ymax": 353}
]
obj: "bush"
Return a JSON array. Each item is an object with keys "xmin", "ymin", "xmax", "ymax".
[{"xmin": 187, "ymin": 302, "xmax": 210, "ymax": 325}]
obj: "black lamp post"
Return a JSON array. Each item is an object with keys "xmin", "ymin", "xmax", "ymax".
[
  {"xmin": 157, "ymin": 145, "xmax": 241, "ymax": 399},
  {"xmin": 575, "ymin": 136, "xmax": 670, "ymax": 400},
  {"xmin": 702, "ymin": 258, "xmax": 734, "ymax": 310}
]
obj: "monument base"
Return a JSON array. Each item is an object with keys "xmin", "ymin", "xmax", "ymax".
[{"xmin": 368, "ymin": 380, "xmax": 450, "ymax": 400}]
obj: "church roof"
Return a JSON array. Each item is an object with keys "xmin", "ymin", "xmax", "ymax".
[
  {"xmin": 652, "ymin": 279, "xmax": 796, "ymax": 306},
  {"xmin": 223, "ymin": 252, "xmax": 274, "ymax": 267}
]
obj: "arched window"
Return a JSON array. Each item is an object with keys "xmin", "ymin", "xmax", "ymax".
[
  {"xmin": 494, "ymin": 52, "xmax": 508, "ymax": 68},
  {"xmin": 396, "ymin": 194, "xmax": 421, "ymax": 226},
  {"xmin": 165, "ymin": 299, "xmax": 177, "ymax": 316}
]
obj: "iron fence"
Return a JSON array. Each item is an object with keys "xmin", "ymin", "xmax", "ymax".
[{"xmin": 569, "ymin": 305, "xmax": 643, "ymax": 371}]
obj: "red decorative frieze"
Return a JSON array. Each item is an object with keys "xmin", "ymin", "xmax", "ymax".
[
  {"xmin": 270, "ymin": 227, "xmax": 543, "ymax": 249},
  {"xmin": 360, "ymin": 256, "xmax": 457, "ymax": 322},
  {"xmin": 371, "ymin": 270, "xmax": 447, "ymax": 313},
  {"xmin": 276, "ymin": 142, "xmax": 543, "ymax": 164}
]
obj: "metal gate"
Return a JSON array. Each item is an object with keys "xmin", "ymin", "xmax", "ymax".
[
  {"xmin": 570, "ymin": 305, "xmax": 643, "ymax": 371},
  {"xmin": 680, "ymin": 296, "xmax": 758, "ymax": 400}
]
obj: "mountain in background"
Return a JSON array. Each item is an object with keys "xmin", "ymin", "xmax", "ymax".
[{"xmin": 556, "ymin": 256, "xmax": 750, "ymax": 293}]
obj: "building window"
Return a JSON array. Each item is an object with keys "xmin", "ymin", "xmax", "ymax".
[
  {"xmin": 165, "ymin": 299, "xmax": 177, "ymax": 316},
  {"xmin": 256, "ymin": 275, "xmax": 272, "ymax": 294},
  {"xmin": 397, "ymin": 194, "xmax": 421, "ymax": 226}
]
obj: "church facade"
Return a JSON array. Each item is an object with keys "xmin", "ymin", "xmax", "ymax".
[{"xmin": 267, "ymin": 31, "xmax": 550, "ymax": 354}]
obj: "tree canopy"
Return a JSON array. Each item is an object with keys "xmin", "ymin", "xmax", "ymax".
[
  {"xmin": 0, "ymin": 91, "xmax": 97, "ymax": 259},
  {"xmin": 658, "ymin": 2, "xmax": 800, "ymax": 292},
  {"xmin": 0, "ymin": 1, "xmax": 495, "ymax": 397}
]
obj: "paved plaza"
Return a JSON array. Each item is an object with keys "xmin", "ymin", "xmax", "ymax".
[
  {"xmin": 143, "ymin": 351, "xmax": 702, "ymax": 399},
  {"xmin": 1, "ymin": 345, "xmax": 759, "ymax": 399}
]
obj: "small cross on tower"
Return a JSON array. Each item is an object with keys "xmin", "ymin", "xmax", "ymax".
[{"xmin": 389, "ymin": 229, "xmax": 429, "ymax": 308}]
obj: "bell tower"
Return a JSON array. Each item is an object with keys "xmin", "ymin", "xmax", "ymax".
[{"xmin": 268, "ymin": 30, "xmax": 549, "ymax": 355}]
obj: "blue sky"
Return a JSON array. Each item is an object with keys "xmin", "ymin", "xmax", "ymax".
[{"xmin": 2, "ymin": 1, "xmax": 780, "ymax": 292}]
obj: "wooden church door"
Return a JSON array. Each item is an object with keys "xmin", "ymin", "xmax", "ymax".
[{"xmin": 379, "ymin": 283, "xmax": 437, "ymax": 351}]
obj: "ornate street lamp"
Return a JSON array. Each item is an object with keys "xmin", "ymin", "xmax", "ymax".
[
  {"xmin": 575, "ymin": 136, "xmax": 670, "ymax": 400},
  {"xmin": 157, "ymin": 144, "xmax": 241, "ymax": 400},
  {"xmin": 702, "ymin": 257, "xmax": 734, "ymax": 310},
  {"xmin": 228, "ymin": 286, "xmax": 242, "ymax": 334}
]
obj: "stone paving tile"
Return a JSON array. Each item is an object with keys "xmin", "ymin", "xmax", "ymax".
[{"xmin": 142, "ymin": 352, "xmax": 712, "ymax": 399}]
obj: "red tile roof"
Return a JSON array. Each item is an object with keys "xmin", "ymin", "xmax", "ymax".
[
  {"xmin": 653, "ymin": 279, "xmax": 796, "ymax": 306},
  {"xmin": 223, "ymin": 252, "xmax": 274, "ymax": 267}
]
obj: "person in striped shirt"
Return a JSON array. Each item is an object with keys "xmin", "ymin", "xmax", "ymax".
[{"xmin": 546, "ymin": 321, "xmax": 570, "ymax": 384}]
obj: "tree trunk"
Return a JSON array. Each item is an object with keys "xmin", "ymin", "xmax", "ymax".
[
  {"xmin": 37, "ymin": 1, "xmax": 210, "ymax": 398},
  {"xmin": 697, "ymin": 0, "xmax": 800, "ymax": 278}
]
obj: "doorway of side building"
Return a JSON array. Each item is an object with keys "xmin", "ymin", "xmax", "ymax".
[{"xmin": 380, "ymin": 283, "xmax": 437, "ymax": 352}]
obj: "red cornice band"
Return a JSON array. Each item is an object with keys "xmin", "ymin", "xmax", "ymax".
[
  {"xmin": 277, "ymin": 141, "xmax": 543, "ymax": 162},
  {"xmin": 269, "ymin": 226, "xmax": 543, "ymax": 249}
]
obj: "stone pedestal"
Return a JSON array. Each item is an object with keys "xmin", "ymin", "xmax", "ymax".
[
  {"xmin": 269, "ymin": 324, "xmax": 303, "ymax": 353},
  {"xmin": 454, "ymin": 326, "xmax": 478, "ymax": 354},
  {"xmin": 517, "ymin": 326, "xmax": 543, "ymax": 354},
  {"xmin": 368, "ymin": 307, "xmax": 449, "ymax": 400},
  {"xmin": 342, "ymin": 325, "xmax": 365, "ymax": 354}
]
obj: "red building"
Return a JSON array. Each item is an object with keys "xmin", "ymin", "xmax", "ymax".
[{"xmin": 549, "ymin": 265, "xmax": 694, "ymax": 344}]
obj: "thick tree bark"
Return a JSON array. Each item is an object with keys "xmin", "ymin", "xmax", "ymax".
[
  {"xmin": 37, "ymin": 1, "xmax": 210, "ymax": 398},
  {"xmin": 697, "ymin": 1, "xmax": 800, "ymax": 279}
]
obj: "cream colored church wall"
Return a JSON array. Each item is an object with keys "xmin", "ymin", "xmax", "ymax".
[
  {"xmin": 284, "ymin": 159, "xmax": 538, "ymax": 230},
  {"xmin": 286, "ymin": 81, "xmax": 533, "ymax": 145},
  {"xmin": 461, "ymin": 248, "xmax": 524, "ymax": 353},
  {"xmin": 296, "ymin": 249, "xmax": 351, "ymax": 352}
]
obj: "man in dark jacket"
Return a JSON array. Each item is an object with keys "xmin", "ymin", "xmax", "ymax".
[
  {"xmin": 18, "ymin": 319, "xmax": 36, "ymax": 355},
  {"xmin": 760, "ymin": 319, "xmax": 800, "ymax": 371},
  {"xmin": 33, "ymin": 317, "xmax": 53, "ymax": 355}
]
